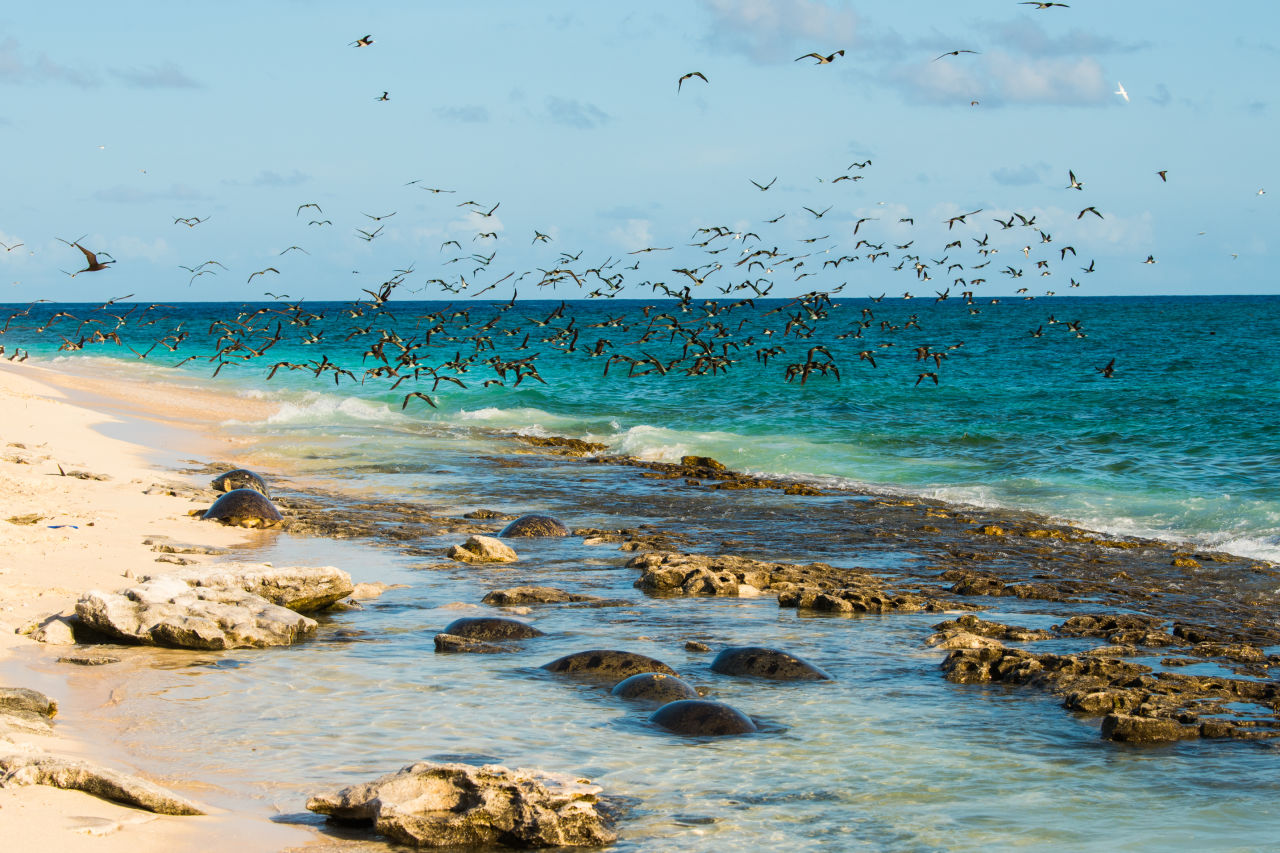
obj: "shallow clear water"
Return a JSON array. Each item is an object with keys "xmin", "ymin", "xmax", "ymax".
[{"xmin": 24, "ymin": 523, "xmax": 1279, "ymax": 853}]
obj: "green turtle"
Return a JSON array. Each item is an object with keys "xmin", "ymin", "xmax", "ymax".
[
  {"xmin": 202, "ymin": 488, "xmax": 283, "ymax": 528},
  {"xmin": 499, "ymin": 514, "xmax": 570, "ymax": 537},
  {"xmin": 211, "ymin": 469, "xmax": 271, "ymax": 498}
]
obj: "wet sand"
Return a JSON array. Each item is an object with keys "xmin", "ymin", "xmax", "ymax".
[{"xmin": 0, "ymin": 362, "xmax": 312, "ymax": 851}]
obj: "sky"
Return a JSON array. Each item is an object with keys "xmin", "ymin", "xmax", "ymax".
[{"xmin": 1, "ymin": 0, "xmax": 1277, "ymax": 303}]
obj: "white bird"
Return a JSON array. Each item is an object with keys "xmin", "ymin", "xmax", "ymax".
[{"xmin": 1115, "ymin": 82, "xmax": 1129, "ymax": 102}]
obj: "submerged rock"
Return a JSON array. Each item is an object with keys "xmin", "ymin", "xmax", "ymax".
[
  {"xmin": 305, "ymin": 761, "xmax": 615, "ymax": 848},
  {"xmin": 0, "ymin": 754, "xmax": 205, "ymax": 815},
  {"xmin": 611, "ymin": 672, "xmax": 700, "ymax": 706},
  {"xmin": 649, "ymin": 700, "xmax": 758, "ymax": 736},
  {"xmin": 434, "ymin": 633, "xmax": 514, "ymax": 654},
  {"xmin": 500, "ymin": 515, "xmax": 571, "ymax": 538},
  {"xmin": 211, "ymin": 468, "xmax": 271, "ymax": 498},
  {"xmin": 201, "ymin": 488, "xmax": 283, "ymax": 528},
  {"xmin": 443, "ymin": 616, "xmax": 543, "ymax": 640},
  {"xmin": 482, "ymin": 586, "xmax": 625, "ymax": 607},
  {"xmin": 710, "ymin": 646, "xmax": 833, "ymax": 681},
  {"xmin": 75, "ymin": 577, "xmax": 317, "ymax": 650},
  {"xmin": 542, "ymin": 650, "xmax": 676, "ymax": 682},
  {"xmin": 447, "ymin": 534, "xmax": 519, "ymax": 563}
]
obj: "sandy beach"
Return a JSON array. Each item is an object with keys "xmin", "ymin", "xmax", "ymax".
[{"xmin": 0, "ymin": 362, "xmax": 311, "ymax": 851}]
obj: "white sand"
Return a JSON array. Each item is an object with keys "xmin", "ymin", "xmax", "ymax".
[{"xmin": 0, "ymin": 362, "xmax": 314, "ymax": 851}]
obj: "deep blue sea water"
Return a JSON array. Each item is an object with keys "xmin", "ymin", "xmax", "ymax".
[{"xmin": 5, "ymin": 294, "xmax": 1278, "ymax": 561}]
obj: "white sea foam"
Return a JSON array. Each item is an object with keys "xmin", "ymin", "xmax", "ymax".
[{"xmin": 265, "ymin": 392, "xmax": 400, "ymax": 425}]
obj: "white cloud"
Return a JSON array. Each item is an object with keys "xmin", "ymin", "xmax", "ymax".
[
  {"xmin": 608, "ymin": 218, "xmax": 653, "ymax": 251},
  {"xmin": 110, "ymin": 61, "xmax": 201, "ymax": 89},
  {"xmin": 890, "ymin": 52, "xmax": 1110, "ymax": 106},
  {"xmin": 699, "ymin": 0, "xmax": 859, "ymax": 62}
]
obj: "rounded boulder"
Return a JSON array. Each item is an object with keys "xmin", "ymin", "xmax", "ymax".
[
  {"xmin": 649, "ymin": 700, "xmax": 758, "ymax": 736},
  {"xmin": 611, "ymin": 672, "xmax": 700, "ymax": 705},
  {"xmin": 499, "ymin": 515, "xmax": 570, "ymax": 538},
  {"xmin": 541, "ymin": 650, "xmax": 676, "ymax": 682},
  {"xmin": 710, "ymin": 646, "xmax": 833, "ymax": 681},
  {"xmin": 211, "ymin": 469, "xmax": 271, "ymax": 498},
  {"xmin": 442, "ymin": 617, "xmax": 543, "ymax": 641},
  {"xmin": 202, "ymin": 488, "xmax": 283, "ymax": 528}
]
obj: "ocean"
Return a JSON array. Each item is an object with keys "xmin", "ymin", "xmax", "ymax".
[
  {"xmin": 4, "ymin": 293, "xmax": 1280, "ymax": 851},
  {"xmin": 5, "ymin": 293, "xmax": 1278, "ymax": 561}
]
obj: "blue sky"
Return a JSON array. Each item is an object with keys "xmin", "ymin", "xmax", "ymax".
[{"xmin": 1, "ymin": 1, "xmax": 1276, "ymax": 302}]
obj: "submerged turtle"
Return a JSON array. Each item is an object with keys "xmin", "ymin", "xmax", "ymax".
[
  {"xmin": 499, "ymin": 514, "xmax": 570, "ymax": 538},
  {"xmin": 202, "ymin": 488, "xmax": 283, "ymax": 528},
  {"xmin": 211, "ymin": 468, "xmax": 271, "ymax": 498},
  {"xmin": 649, "ymin": 699, "xmax": 758, "ymax": 736}
]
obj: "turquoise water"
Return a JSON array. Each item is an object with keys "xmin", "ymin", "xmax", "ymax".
[{"xmin": 6, "ymin": 294, "xmax": 1278, "ymax": 560}]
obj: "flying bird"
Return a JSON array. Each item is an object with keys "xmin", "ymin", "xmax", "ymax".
[
  {"xmin": 376, "ymin": 91, "xmax": 389, "ymax": 101},
  {"xmin": 1066, "ymin": 170, "xmax": 1083, "ymax": 190},
  {"xmin": 750, "ymin": 177, "xmax": 777, "ymax": 191},
  {"xmin": 1077, "ymin": 206, "xmax": 1103, "ymax": 220},
  {"xmin": 247, "ymin": 267, "xmax": 280, "ymax": 282},
  {"xmin": 1115, "ymin": 82, "xmax": 1129, "ymax": 102},
  {"xmin": 1156, "ymin": 170, "xmax": 1168, "ymax": 182},
  {"xmin": 934, "ymin": 50, "xmax": 979, "ymax": 61},
  {"xmin": 1021, "ymin": 2, "xmax": 1069, "ymax": 8},
  {"xmin": 1096, "ymin": 358, "xmax": 1116, "ymax": 378},
  {"xmin": 59, "ymin": 239, "xmax": 114, "ymax": 277},
  {"xmin": 401, "ymin": 392, "xmax": 437, "ymax": 409},
  {"xmin": 677, "ymin": 71, "xmax": 708, "ymax": 92},
  {"xmin": 350, "ymin": 35, "xmax": 373, "ymax": 47},
  {"xmin": 795, "ymin": 50, "xmax": 845, "ymax": 64}
]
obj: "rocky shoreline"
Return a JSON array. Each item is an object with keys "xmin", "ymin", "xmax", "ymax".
[{"xmin": 9, "ymin": 432, "xmax": 1279, "ymax": 848}]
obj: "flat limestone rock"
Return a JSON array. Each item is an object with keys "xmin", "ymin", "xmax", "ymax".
[
  {"xmin": 0, "ymin": 754, "xmax": 205, "ymax": 815},
  {"xmin": 306, "ymin": 760, "xmax": 615, "ymax": 848},
  {"xmin": 146, "ymin": 564, "xmax": 354, "ymax": 612},
  {"xmin": 75, "ymin": 577, "xmax": 317, "ymax": 650},
  {"xmin": 448, "ymin": 535, "xmax": 519, "ymax": 564}
]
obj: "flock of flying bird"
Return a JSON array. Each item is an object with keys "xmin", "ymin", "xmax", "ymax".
[
  {"xmin": 3, "ymin": 140, "xmax": 1145, "ymax": 404},
  {"xmin": 2, "ymin": 1, "xmax": 1235, "ymax": 400}
]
